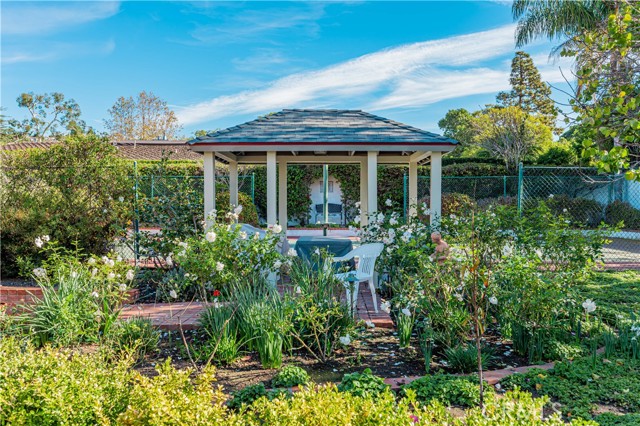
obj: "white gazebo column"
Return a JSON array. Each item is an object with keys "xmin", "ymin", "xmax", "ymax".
[
  {"xmin": 359, "ymin": 159, "xmax": 368, "ymax": 226},
  {"xmin": 204, "ymin": 152, "xmax": 216, "ymax": 225},
  {"xmin": 229, "ymin": 160, "xmax": 239, "ymax": 207},
  {"xmin": 367, "ymin": 151, "xmax": 378, "ymax": 217},
  {"xmin": 266, "ymin": 151, "xmax": 277, "ymax": 225},
  {"xmin": 430, "ymin": 151, "xmax": 442, "ymax": 227},
  {"xmin": 278, "ymin": 158, "xmax": 287, "ymax": 231},
  {"xmin": 408, "ymin": 160, "xmax": 418, "ymax": 219}
]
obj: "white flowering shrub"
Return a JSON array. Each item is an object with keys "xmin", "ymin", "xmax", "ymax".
[
  {"xmin": 22, "ymin": 237, "xmax": 137, "ymax": 347},
  {"xmin": 169, "ymin": 212, "xmax": 284, "ymax": 301}
]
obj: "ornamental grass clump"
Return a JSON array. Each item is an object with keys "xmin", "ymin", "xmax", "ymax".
[
  {"xmin": 104, "ymin": 317, "xmax": 160, "ymax": 363},
  {"xmin": 198, "ymin": 303, "xmax": 241, "ymax": 365},
  {"xmin": 288, "ymin": 256, "xmax": 355, "ymax": 362}
]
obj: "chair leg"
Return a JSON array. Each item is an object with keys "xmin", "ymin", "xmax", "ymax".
[
  {"xmin": 344, "ymin": 284, "xmax": 358, "ymax": 318},
  {"xmin": 368, "ymin": 278, "xmax": 378, "ymax": 313}
]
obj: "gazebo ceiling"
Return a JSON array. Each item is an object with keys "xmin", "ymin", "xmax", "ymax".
[{"xmin": 189, "ymin": 109, "xmax": 457, "ymax": 162}]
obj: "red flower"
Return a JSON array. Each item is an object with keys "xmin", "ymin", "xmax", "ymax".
[{"xmin": 213, "ymin": 289, "xmax": 221, "ymax": 297}]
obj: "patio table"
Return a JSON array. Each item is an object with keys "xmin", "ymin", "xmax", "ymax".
[{"xmin": 294, "ymin": 236, "xmax": 355, "ymax": 271}]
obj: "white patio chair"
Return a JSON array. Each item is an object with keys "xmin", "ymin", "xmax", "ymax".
[{"xmin": 333, "ymin": 243, "xmax": 384, "ymax": 314}]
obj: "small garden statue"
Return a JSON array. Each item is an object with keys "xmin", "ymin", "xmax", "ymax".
[{"xmin": 430, "ymin": 231, "xmax": 449, "ymax": 263}]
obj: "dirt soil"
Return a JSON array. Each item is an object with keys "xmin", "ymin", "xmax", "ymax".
[{"xmin": 136, "ymin": 327, "xmax": 531, "ymax": 394}]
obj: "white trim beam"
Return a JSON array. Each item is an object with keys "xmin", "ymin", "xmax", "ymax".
[
  {"xmin": 408, "ymin": 160, "xmax": 418, "ymax": 219},
  {"xmin": 360, "ymin": 158, "xmax": 368, "ymax": 227},
  {"xmin": 214, "ymin": 152, "xmax": 237, "ymax": 163},
  {"xmin": 367, "ymin": 151, "xmax": 378, "ymax": 218},
  {"xmin": 229, "ymin": 161, "xmax": 238, "ymax": 207}
]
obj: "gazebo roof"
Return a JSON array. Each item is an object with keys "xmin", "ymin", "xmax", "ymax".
[{"xmin": 189, "ymin": 109, "xmax": 457, "ymax": 152}]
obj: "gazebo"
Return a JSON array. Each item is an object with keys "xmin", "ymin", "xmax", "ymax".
[{"xmin": 189, "ymin": 109, "xmax": 457, "ymax": 229}]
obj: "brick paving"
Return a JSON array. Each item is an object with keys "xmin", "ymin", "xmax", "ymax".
[{"xmin": 119, "ymin": 282, "xmax": 393, "ymax": 331}]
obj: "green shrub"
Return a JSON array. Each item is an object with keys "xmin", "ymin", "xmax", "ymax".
[
  {"xmin": 0, "ymin": 337, "xmax": 134, "ymax": 425},
  {"xmin": 0, "ymin": 134, "xmax": 131, "ymax": 277},
  {"xmin": 545, "ymin": 195, "xmax": 604, "ymax": 227},
  {"xmin": 272, "ymin": 365, "xmax": 310, "ymax": 388},
  {"xmin": 418, "ymin": 192, "xmax": 476, "ymax": 220},
  {"xmin": 215, "ymin": 191, "xmax": 259, "ymax": 226},
  {"xmin": 226, "ymin": 383, "xmax": 291, "ymax": 410},
  {"xmin": 401, "ymin": 374, "xmax": 489, "ymax": 407},
  {"xmin": 545, "ymin": 340, "xmax": 586, "ymax": 361},
  {"xmin": 337, "ymin": 368, "xmax": 390, "ymax": 398},
  {"xmin": 536, "ymin": 146, "xmax": 578, "ymax": 166},
  {"xmin": 443, "ymin": 343, "xmax": 494, "ymax": 374},
  {"xmin": 105, "ymin": 317, "xmax": 159, "ymax": 362},
  {"xmin": 605, "ymin": 201, "xmax": 640, "ymax": 229}
]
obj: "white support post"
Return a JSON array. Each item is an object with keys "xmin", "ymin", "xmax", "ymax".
[
  {"xmin": 229, "ymin": 160, "xmax": 239, "ymax": 207},
  {"xmin": 266, "ymin": 151, "xmax": 277, "ymax": 225},
  {"xmin": 430, "ymin": 151, "xmax": 442, "ymax": 227},
  {"xmin": 204, "ymin": 152, "xmax": 216, "ymax": 226},
  {"xmin": 408, "ymin": 160, "xmax": 418, "ymax": 219},
  {"xmin": 367, "ymin": 151, "xmax": 378, "ymax": 218},
  {"xmin": 278, "ymin": 159, "xmax": 287, "ymax": 231},
  {"xmin": 360, "ymin": 158, "xmax": 368, "ymax": 226}
]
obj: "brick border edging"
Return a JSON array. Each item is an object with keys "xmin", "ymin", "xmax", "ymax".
[{"xmin": 1, "ymin": 286, "xmax": 140, "ymax": 308}]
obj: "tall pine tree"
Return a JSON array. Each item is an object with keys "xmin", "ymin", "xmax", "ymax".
[{"xmin": 497, "ymin": 51, "xmax": 560, "ymax": 133}]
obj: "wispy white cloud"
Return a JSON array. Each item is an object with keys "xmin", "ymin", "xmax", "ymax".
[
  {"xmin": 177, "ymin": 25, "xmax": 530, "ymax": 125},
  {"xmin": 2, "ymin": 39, "xmax": 116, "ymax": 64},
  {"xmin": 2, "ymin": 1, "xmax": 120, "ymax": 35}
]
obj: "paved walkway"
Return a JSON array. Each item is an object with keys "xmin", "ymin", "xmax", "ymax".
[{"xmin": 120, "ymin": 282, "xmax": 393, "ymax": 331}]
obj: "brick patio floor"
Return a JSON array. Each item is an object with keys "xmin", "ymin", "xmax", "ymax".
[{"xmin": 119, "ymin": 282, "xmax": 393, "ymax": 330}]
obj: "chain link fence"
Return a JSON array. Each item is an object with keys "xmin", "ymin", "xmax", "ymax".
[{"xmin": 518, "ymin": 166, "xmax": 640, "ymax": 267}]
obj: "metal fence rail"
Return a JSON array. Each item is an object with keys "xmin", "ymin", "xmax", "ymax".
[{"xmin": 518, "ymin": 165, "xmax": 640, "ymax": 267}]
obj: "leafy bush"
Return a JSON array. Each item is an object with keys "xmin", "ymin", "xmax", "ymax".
[
  {"xmin": 0, "ymin": 133, "xmax": 131, "ymax": 277},
  {"xmin": 214, "ymin": 191, "xmax": 259, "ymax": 226},
  {"xmin": 170, "ymin": 215, "xmax": 284, "ymax": 300},
  {"xmin": 605, "ymin": 200, "xmax": 640, "ymax": 230},
  {"xmin": 401, "ymin": 374, "xmax": 488, "ymax": 407},
  {"xmin": 0, "ymin": 337, "xmax": 134, "ymax": 425},
  {"xmin": 545, "ymin": 194, "xmax": 604, "ymax": 227},
  {"xmin": 419, "ymin": 192, "xmax": 476, "ymax": 220},
  {"xmin": 337, "ymin": 368, "xmax": 390, "ymax": 398},
  {"xmin": 105, "ymin": 317, "xmax": 159, "ymax": 362},
  {"xmin": 227, "ymin": 383, "xmax": 291, "ymax": 410},
  {"xmin": 444, "ymin": 343, "xmax": 494, "ymax": 374},
  {"xmin": 272, "ymin": 365, "xmax": 310, "ymax": 388},
  {"xmin": 536, "ymin": 146, "xmax": 578, "ymax": 166}
]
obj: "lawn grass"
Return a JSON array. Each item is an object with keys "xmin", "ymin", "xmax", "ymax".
[{"xmin": 576, "ymin": 270, "xmax": 640, "ymax": 323}]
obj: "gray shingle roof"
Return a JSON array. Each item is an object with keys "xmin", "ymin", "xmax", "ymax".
[{"xmin": 190, "ymin": 109, "xmax": 457, "ymax": 145}]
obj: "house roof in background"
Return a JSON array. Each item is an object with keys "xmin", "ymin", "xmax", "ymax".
[
  {"xmin": 1, "ymin": 140, "xmax": 202, "ymax": 161},
  {"xmin": 190, "ymin": 109, "xmax": 457, "ymax": 148}
]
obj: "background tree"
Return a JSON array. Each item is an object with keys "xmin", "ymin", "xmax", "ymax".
[
  {"xmin": 437, "ymin": 108, "xmax": 480, "ymax": 157},
  {"xmin": 6, "ymin": 92, "xmax": 84, "ymax": 140},
  {"xmin": 497, "ymin": 51, "xmax": 560, "ymax": 132},
  {"xmin": 104, "ymin": 91, "xmax": 181, "ymax": 140},
  {"xmin": 472, "ymin": 106, "xmax": 553, "ymax": 173}
]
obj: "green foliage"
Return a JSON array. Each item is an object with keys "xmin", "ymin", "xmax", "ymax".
[
  {"xmin": 272, "ymin": 365, "xmax": 310, "ymax": 388},
  {"xmin": 215, "ymin": 191, "xmax": 259, "ymax": 226},
  {"xmin": 605, "ymin": 201, "xmax": 640, "ymax": 229},
  {"xmin": 501, "ymin": 356, "xmax": 640, "ymax": 420},
  {"xmin": 227, "ymin": 383, "xmax": 291, "ymax": 411},
  {"xmin": 576, "ymin": 271, "xmax": 640, "ymax": 323},
  {"xmin": 0, "ymin": 337, "xmax": 135, "ymax": 425},
  {"xmin": 6, "ymin": 91, "xmax": 84, "ymax": 139},
  {"xmin": 22, "ymin": 247, "xmax": 135, "ymax": 347},
  {"xmin": 288, "ymin": 257, "xmax": 355, "ymax": 362},
  {"xmin": 537, "ymin": 145, "xmax": 578, "ymax": 166},
  {"xmin": 337, "ymin": 368, "xmax": 390, "ymax": 399},
  {"xmin": 442, "ymin": 162, "xmax": 509, "ymax": 176},
  {"xmin": 104, "ymin": 91, "xmax": 181, "ymax": 140},
  {"xmin": 104, "ymin": 318, "xmax": 159, "ymax": 362},
  {"xmin": 545, "ymin": 195, "xmax": 604, "ymax": 227},
  {"xmin": 419, "ymin": 192, "xmax": 476, "ymax": 220},
  {"xmin": 171, "ymin": 217, "xmax": 283, "ymax": 301},
  {"xmin": 444, "ymin": 343, "xmax": 494, "ymax": 374},
  {"xmin": 198, "ymin": 304, "xmax": 240, "ymax": 364},
  {"xmin": 401, "ymin": 374, "xmax": 489, "ymax": 408},
  {"xmin": 0, "ymin": 133, "xmax": 131, "ymax": 277},
  {"xmin": 438, "ymin": 108, "xmax": 479, "ymax": 157}
]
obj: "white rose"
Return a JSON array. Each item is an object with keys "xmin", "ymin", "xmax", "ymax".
[
  {"xmin": 32, "ymin": 267, "xmax": 46, "ymax": 278},
  {"xmin": 339, "ymin": 335, "xmax": 351, "ymax": 346},
  {"xmin": 205, "ymin": 231, "xmax": 217, "ymax": 242},
  {"xmin": 119, "ymin": 283, "xmax": 127, "ymax": 292},
  {"xmin": 34, "ymin": 237, "xmax": 44, "ymax": 248},
  {"xmin": 272, "ymin": 224, "xmax": 283, "ymax": 234},
  {"xmin": 169, "ymin": 290, "xmax": 178, "ymax": 299},
  {"xmin": 489, "ymin": 296, "xmax": 498, "ymax": 305},
  {"xmin": 165, "ymin": 256, "xmax": 173, "ymax": 267},
  {"xmin": 42, "ymin": 235, "xmax": 50, "ymax": 242},
  {"xmin": 401, "ymin": 308, "xmax": 412, "ymax": 317},
  {"xmin": 126, "ymin": 270, "xmax": 135, "ymax": 281},
  {"xmin": 107, "ymin": 272, "xmax": 116, "ymax": 280},
  {"xmin": 295, "ymin": 286, "xmax": 302, "ymax": 294},
  {"xmin": 354, "ymin": 215, "xmax": 361, "ymax": 223},
  {"xmin": 385, "ymin": 199, "xmax": 392, "ymax": 206},
  {"xmin": 288, "ymin": 248, "xmax": 298, "ymax": 257},
  {"xmin": 239, "ymin": 231, "xmax": 247, "ymax": 240},
  {"xmin": 389, "ymin": 217, "xmax": 398, "ymax": 226},
  {"xmin": 380, "ymin": 301, "xmax": 391, "ymax": 314},
  {"xmin": 377, "ymin": 213, "xmax": 384, "ymax": 223},
  {"xmin": 273, "ymin": 260, "xmax": 282, "ymax": 269},
  {"xmin": 87, "ymin": 258, "xmax": 96, "ymax": 265},
  {"xmin": 91, "ymin": 291, "xmax": 100, "ymax": 298},
  {"xmin": 118, "ymin": 196, "xmax": 125, "ymax": 202},
  {"xmin": 215, "ymin": 261, "xmax": 224, "ymax": 272},
  {"xmin": 582, "ymin": 299, "xmax": 596, "ymax": 313}
]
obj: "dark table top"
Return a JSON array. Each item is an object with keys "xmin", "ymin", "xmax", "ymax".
[{"xmin": 294, "ymin": 236, "xmax": 354, "ymax": 270}]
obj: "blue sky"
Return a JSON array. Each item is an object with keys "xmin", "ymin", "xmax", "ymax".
[{"xmin": 2, "ymin": 1, "xmax": 575, "ymax": 137}]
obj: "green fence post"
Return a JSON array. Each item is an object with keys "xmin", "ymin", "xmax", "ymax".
[
  {"xmin": 251, "ymin": 172, "xmax": 256, "ymax": 204},
  {"xmin": 403, "ymin": 173, "xmax": 407, "ymax": 221},
  {"xmin": 517, "ymin": 163, "xmax": 524, "ymax": 214},
  {"xmin": 503, "ymin": 175, "xmax": 507, "ymax": 200},
  {"xmin": 133, "ymin": 161, "xmax": 140, "ymax": 266}
]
